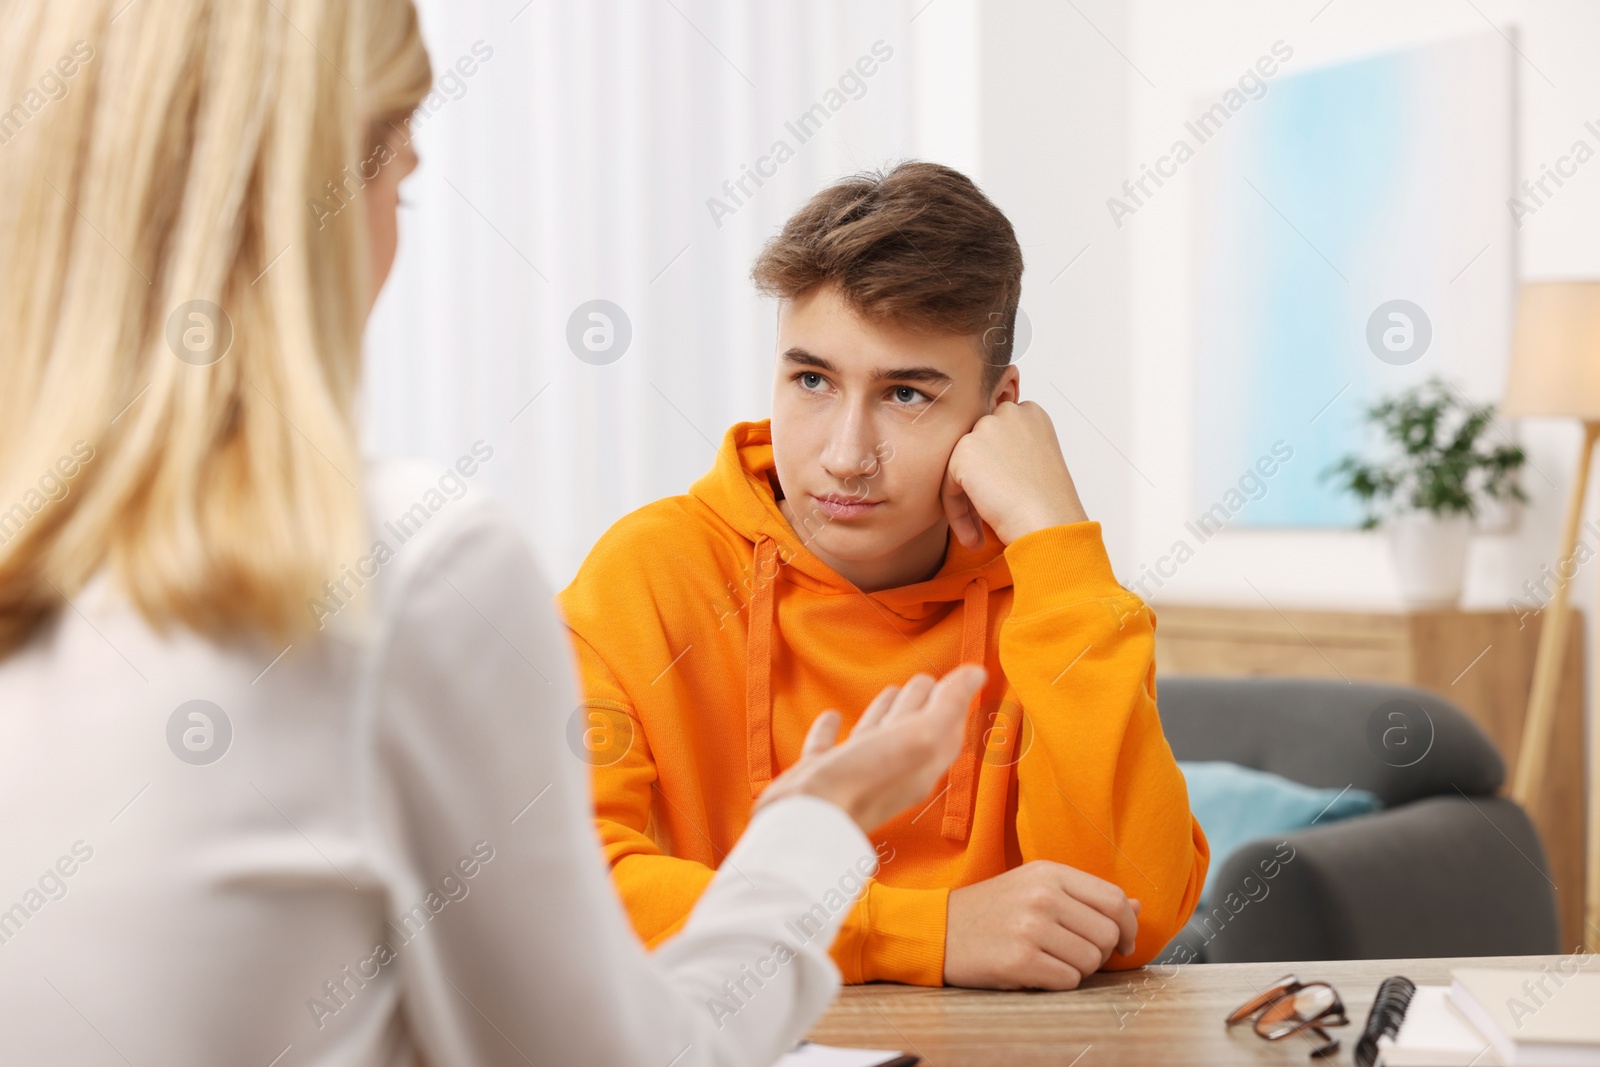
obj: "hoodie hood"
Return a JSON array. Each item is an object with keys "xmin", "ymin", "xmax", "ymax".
[{"xmin": 689, "ymin": 419, "xmax": 1013, "ymax": 842}]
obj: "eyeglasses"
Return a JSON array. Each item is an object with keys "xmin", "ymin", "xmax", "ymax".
[{"xmin": 1226, "ymin": 974, "xmax": 1349, "ymax": 1059}]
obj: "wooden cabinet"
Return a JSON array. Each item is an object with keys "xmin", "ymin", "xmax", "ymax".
[{"xmin": 1152, "ymin": 602, "xmax": 1587, "ymax": 951}]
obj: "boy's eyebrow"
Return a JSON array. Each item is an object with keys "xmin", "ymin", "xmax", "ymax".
[
  {"xmin": 781, "ymin": 347, "xmax": 954, "ymax": 385},
  {"xmin": 782, "ymin": 348, "xmax": 843, "ymax": 375}
]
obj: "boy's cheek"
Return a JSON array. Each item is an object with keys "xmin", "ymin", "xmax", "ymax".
[
  {"xmin": 879, "ymin": 460, "xmax": 950, "ymax": 529},
  {"xmin": 769, "ymin": 414, "xmax": 825, "ymax": 489}
]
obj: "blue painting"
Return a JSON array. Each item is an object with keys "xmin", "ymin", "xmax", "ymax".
[{"xmin": 1189, "ymin": 32, "xmax": 1514, "ymax": 528}]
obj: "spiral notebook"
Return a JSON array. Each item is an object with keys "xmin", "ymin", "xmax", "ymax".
[
  {"xmin": 1355, "ymin": 976, "xmax": 1498, "ymax": 1067},
  {"xmin": 1357, "ymin": 970, "xmax": 1600, "ymax": 1067}
]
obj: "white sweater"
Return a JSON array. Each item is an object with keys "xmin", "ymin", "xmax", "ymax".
[{"xmin": 0, "ymin": 462, "xmax": 875, "ymax": 1066}]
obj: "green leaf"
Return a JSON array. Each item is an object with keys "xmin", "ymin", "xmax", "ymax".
[{"xmin": 1323, "ymin": 376, "xmax": 1526, "ymax": 525}]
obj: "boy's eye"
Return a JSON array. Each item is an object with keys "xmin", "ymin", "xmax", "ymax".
[
  {"xmin": 797, "ymin": 372, "xmax": 825, "ymax": 390},
  {"xmin": 892, "ymin": 385, "xmax": 928, "ymax": 404}
]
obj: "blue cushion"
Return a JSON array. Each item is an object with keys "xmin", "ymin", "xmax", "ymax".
[{"xmin": 1179, "ymin": 761, "xmax": 1380, "ymax": 907}]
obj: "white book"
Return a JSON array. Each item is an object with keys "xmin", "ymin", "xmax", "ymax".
[{"xmin": 1448, "ymin": 968, "xmax": 1600, "ymax": 1067}]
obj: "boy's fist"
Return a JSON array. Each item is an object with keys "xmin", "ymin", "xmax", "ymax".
[
  {"xmin": 940, "ymin": 400, "xmax": 1088, "ymax": 548},
  {"xmin": 944, "ymin": 860, "xmax": 1140, "ymax": 990}
]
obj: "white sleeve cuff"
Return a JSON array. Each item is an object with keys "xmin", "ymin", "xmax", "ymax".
[{"xmin": 723, "ymin": 794, "xmax": 879, "ymax": 908}]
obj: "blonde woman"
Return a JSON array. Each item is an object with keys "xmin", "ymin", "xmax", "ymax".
[{"xmin": 0, "ymin": 1, "xmax": 985, "ymax": 1063}]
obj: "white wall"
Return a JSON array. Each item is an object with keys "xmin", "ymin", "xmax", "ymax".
[{"xmin": 976, "ymin": 0, "xmax": 1136, "ymax": 567}]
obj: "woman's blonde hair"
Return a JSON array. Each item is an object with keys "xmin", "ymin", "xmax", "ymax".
[{"xmin": 0, "ymin": 0, "xmax": 432, "ymax": 655}]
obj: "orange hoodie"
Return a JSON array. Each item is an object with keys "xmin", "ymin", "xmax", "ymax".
[{"xmin": 557, "ymin": 420, "xmax": 1208, "ymax": 986}]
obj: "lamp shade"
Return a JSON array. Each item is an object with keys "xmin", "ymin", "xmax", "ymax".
[{"xmin": 1504, "ymin": 281, "xmax": 1600, "ymax": 419}]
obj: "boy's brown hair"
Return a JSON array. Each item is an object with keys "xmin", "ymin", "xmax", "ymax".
[{"xmin": 751, "ymin": 161, "xmax": 1024, "ymax": 394}]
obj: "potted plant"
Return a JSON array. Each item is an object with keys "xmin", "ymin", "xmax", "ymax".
[{"xmin": 1322, "ymin": 377, "xmax": 1527, "ymax": 606}]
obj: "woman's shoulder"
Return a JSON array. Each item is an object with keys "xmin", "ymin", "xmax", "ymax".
[
  {"xmin": 364, "ymin": 457, "xmax": 521, "ymax": 554},
  {"xmin": 349, "ymin": 458, "xmax": 548, "ymax": 633},
  {"xmin": 353, "ymin": 457, "xmax": 573, "ymax": 723}
]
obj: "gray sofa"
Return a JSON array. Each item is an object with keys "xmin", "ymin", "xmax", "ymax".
[{"xmin": 1152, "ymin": 676, "xmax": 1561, "ymax": 964}]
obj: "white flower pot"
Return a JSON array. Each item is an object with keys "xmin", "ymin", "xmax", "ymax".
[
  {"xmin": 1386, "ymin": 512, "xmax": 1473, "ymax": 607},
  {"xmin": 1473, "ymin": 493, "xmax": 1522, "ymax": 535}
]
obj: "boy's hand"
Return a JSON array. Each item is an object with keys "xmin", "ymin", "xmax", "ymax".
[
  {"xmin": 944, "ymin": 860, "xmax": 1141, "ymax": 990},
  {"xmin": 940, "ymin": 400, "xmax": 1089, "ymax": 548}
]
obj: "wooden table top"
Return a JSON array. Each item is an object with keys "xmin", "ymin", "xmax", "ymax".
[{"xmin": 806, "ymin": 954, "xmax": 1597, "ymax": 1066}]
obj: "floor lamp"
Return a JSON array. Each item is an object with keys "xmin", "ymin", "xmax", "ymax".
[{"xmin": 1502, "ymin": 280, "xmax": 1600, "ymax": 952}]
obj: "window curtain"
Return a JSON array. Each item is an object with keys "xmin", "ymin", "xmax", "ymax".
[{"xmin": 361, "ymin": 0, "xmax": 976, "ymax": 584}]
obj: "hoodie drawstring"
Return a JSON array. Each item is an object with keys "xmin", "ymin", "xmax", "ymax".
[
  {"xmin": 940, "ymin": 576, "xmax": 988, "ymax": 842},
  {"xmin": 743, "ymin": 540, "xmax": 993, "ymax": 836},
  {"xmin": 745, "ymin": 535, "xmax": 779, "ymax": 797}
]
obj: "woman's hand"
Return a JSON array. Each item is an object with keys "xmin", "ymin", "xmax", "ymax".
[{"xmin": 754, "ymin": 665, "xmax": 987, "ymax": 833}]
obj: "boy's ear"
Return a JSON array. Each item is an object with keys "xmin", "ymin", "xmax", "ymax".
[{"xmin": 988, "ymin": 366, "xmax": 1020, "ymax": 411}]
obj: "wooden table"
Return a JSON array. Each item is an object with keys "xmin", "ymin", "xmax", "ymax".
[{"xmin": 807, "ymin": 955, "xmax": 1597, "ymax": 1066}]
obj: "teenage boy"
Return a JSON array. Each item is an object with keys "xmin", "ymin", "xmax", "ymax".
[{"xmin": 558, "ymin": 162, "xmax": 1208, "ymax": 989}]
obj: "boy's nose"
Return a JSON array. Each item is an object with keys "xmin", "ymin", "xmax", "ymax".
[{"xmin": 819, "ymin": 412, "xmax": 883, "ymax": 480}]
